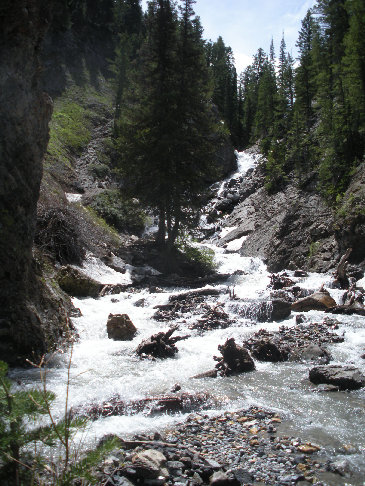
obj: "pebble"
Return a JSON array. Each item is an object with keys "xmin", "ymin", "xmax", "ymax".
[{"xmin": 97, "ymin": 407, "xmax": 332, "ymax": 485}]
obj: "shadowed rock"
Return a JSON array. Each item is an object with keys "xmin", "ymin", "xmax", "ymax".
[{"xmin": 309, "ymin": 365, "xmax": 365, "ymax": 390}]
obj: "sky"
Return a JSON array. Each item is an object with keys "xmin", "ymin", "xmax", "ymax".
[{"xmin": 141, "ymin": 0, "xmax": 317, "ymax": 73}]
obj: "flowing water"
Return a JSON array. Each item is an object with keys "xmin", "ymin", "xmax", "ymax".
[{"xmin": 11, "ymin": 151, "xmax": 365, "ymax": 483}]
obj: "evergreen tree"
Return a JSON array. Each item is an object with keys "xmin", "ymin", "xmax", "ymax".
[
  {"xmin": 116, "ymin": 0, "xmax": 218, "ymax": 247},
  {"xmin": 208, "ymin": 36, "xmax": 239, "ymax": 142},
  {"xmin": 112, "ymin": 0, "xmax": 143, "ymax": 122},
  {"xmin": 295, "ymin": 10, "xmax": 316, "ymax": 129}
]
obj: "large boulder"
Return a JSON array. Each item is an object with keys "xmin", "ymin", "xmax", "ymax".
[
  {"xmin": 57, "ymin": 266, "xmax": 102, "ymax": 297},
  {"xmin": 107, "ymin": 314, "xmax": 137, "ymax": 341},
  {"xmin": 291, "ymin": 291, "xmax": 336, "ymax": 312},
  {"xmin": 309, "ymin": 365, "xmax": 365, "ymax": 390}
]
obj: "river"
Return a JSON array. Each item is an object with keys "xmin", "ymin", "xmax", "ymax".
[{"xmin": 10, "ymin": 151, "xmax": 365, "ymax": 483}]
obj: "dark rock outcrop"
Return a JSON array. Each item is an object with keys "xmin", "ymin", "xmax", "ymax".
[
  {"xmin": 0, "ymin": 1, "xmax": 72, "ymax": 364},
  {"xmin": 309, "ymin": 365, "xmax": 365, "ymax": 390}
]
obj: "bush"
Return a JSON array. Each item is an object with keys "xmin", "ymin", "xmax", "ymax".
[
  {"xmin": 88, "ymin": 162, "xmax": 110, "ymax": 180},
  {"xmin": 176, "ymin": 235, "xmax": 217, "ymax": 274},
  {"xmin": 35, "ymin": 207, "xmax": 86, "ymax": 264},
  {"xmin": 88, "ymin": 190, "xmax": 146, "ymax": 235}
]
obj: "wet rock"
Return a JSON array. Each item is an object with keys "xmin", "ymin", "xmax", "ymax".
[
  {"xmin": 100, "ymin": 284, "xmax": 131, "ymax": 296},
  {"xmin": 291, "ymin": 291, "xmax": 337, "ymax": 312},
  {"xmin": 328, "ymin": 302, "xmax": 365, "ymax": 316},
  {"xmin": 214, "ymin": 338, "xmax": 255, "ymax": 376},
  {"xmin": 271, "ymin": 299, "xmax": 292, "ymax": 321},
  {"xmin": 191, "ymin": 306, "xmax": 234, "ymax": 331},
  {"xmin": 328, "ymin": 459, "xmax": 351, "ymax": 476},
  {"xmin": 82, "ymin": 393, "xmax": 211, "ymax": 420},
  {"xmin": 191, "ymin": 369, "xmax": 218, "ymax": 379},
  {"xmin": 290, "ymin": 344, "xmax": 331, "ymax": 364},
  {"xmin": 250, "ymin": 339, "xmax": 289, "ymax": 362},
  {"xmin": 294, "ymin": 270, "xmax": 308, "ymax": 277},
  {"xmin": 309, "ymin": 365, "xmax": 365, "ymax": 390},
  {"xmin": 107, "ymin": 314, "xmax": 137, "ymax": 341},
  {"xmin": 57, "ymin": 265, "xmax": 102, "ymax": 297}
]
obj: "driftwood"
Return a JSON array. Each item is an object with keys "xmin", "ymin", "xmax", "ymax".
[
  {"xmin": 136, "ymin": 326, "xmax": 190, "ymax": 358},
  {"xmin": 333, "ymin": 248, "xmax": 352, "ymax": 289},
  {"xmin": 77, "ymin": 393, "xmax": 210, "ymax": 420},
  {"xmin": 214, "ymin": 338, "xmax": 255, "ymax": 376},
  {"xmin": 269, "ymin": 273, "xmax": 295, "ymax": 290}
]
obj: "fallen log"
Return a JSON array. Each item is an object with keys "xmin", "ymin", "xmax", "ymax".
[{"xmin": 77, "ymin": 393, "xmax": 211, "ymax": 420}]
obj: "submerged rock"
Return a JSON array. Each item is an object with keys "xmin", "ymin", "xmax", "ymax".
[
  {"xmin": 107, "ymin": 314, "xmax": 137, "ymax": 341},
  {"xmin": 309, "ymin": 365, "xmax": 365, "ymax": 390}
]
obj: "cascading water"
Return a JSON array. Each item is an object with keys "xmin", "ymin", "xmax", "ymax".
[{"xmin": 10, "ymin": 151, "xmax": 365, "ymax": 483}]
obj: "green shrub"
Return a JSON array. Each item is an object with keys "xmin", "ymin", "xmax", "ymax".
[
  {"xmin": 48, "ymin": 102, "xmax": 92, "ymax": 157},
  {"xmin": 88, "ymin": 190, "xmax": 146, "ymax": 235},
  {"xmin": 176, "ymin": 235, "xmax": 217, "ymax": 273},
  {"xmin": 88, "ymin": 163, "xmax": 110, "ymax": 179}
]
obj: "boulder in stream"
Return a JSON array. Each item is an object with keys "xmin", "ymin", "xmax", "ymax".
[
  {"xmin": 291, "ymin": 290, "xmax": 336, "ymax": 312},
  {"xmin": 290, "ymin": 344, "xmax": 331, "ymax": 364},
  {"xmin": 309, "ymin": 365, "xmax": 365, "ymax": 390},
  {"xmin": 271, "ymin": 299, "xmax": 292, "ymax": 321},
  {"xmin": 107, "ymin": 314, "xmax": 137, "ymax": 341},
  {"xmin": 57, "ymin": 265, "xmax": 102, "ymax": 297},
  {"xmin": 250, "ymin": 339, "xmax": 289, "ymax": 362}
]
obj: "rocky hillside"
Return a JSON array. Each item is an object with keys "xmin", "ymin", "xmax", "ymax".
[{"xmin": 214, "ymin": 151, "xmax": 365, "ymax": 274}]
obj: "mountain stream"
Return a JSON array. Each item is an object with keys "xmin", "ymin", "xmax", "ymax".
[{"xmin": 10, "ymin": 151, "xmax": 365, "ymax": 483}]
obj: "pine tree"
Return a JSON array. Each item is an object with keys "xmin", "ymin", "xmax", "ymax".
[
  {"xmin": 116, "ymin": 0, "xmax": 218, "ymax": 247},
  {"xmin": 208, "ymin": 36, "xmax": 239, "ymax": 141}
]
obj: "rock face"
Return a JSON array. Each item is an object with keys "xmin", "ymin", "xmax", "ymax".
[
  {"xmin": 107, "ymin": 314, "xmax": 137, "ymax": 341},
  {"xmin": 309, "ymin": 365, "xmax": 365, "ymax": 390},
  {"xmin": 291, "ymin": 291, "xmax": 337, "ymax": 312},
  {"xmin": 0, "ymin": 1, "xmax": 68, "ymax": 364}
]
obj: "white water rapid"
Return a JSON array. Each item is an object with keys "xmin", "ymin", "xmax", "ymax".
[{"xmin": 10, "ymin": 151, "xmax": 365, "ymax": 483}]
